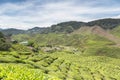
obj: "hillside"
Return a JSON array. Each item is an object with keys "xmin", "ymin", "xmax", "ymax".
[
  {"xmin": 1, "ymin": 18, "xmax": 120, "ymax": 35},
  {"xmin": 0, "ymin": 49, "xmax": 120, "ymax": 80},
  {"xmin": 87, "ymin": 18, "xmax": 120, "ymax": 29},
  {"xmin": 26, "ymin": 27, "xmax": 48, "ymax": 34},
  {"xmin": 0, "ymin": 33, "xmax": 120, "ymax": 80},
  {"xmin": 110, "ymin": 25, "xmax": 120, "ymax": 37},
  {"xmin": 73, "ymin": 26, "xmax": 120, "ymax": 45},
  {"xmin": 92, "ymin": 26, "xmax": 120, "ymax": 44},
  {"xmin": 0, "ymin": 18, "xmax": 120, "ymax": 79},
  {"xmin": 50, "ymin": 21, "xmax": 86, "ymax": 33},
  {"xmin": 1, "ymin": 28, "xmax": 25, "ymax": 35}
]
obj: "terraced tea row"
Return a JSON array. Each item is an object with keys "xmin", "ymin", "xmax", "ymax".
[{"xmin": 0, "ymin": 51, "xmax": 120, "ymax": 80}]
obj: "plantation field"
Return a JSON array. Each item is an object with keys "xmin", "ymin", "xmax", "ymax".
[
  {"xmin": 0, "ymin": 64, "xmax": 60, "ymax": 80},
  {"xmin": 0, "ymin": 33, "xmax": 119, "ymax": 80},
  {"xmin": 0, "ymin": 50, "xmax": 120, "ymax": 80}
]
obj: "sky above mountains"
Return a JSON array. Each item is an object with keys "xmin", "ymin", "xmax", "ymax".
[{"xmin": 0, "ymin": 0, "xmax": 120, "ymax": 29}]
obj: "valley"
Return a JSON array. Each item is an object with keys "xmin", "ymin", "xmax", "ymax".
[{"xmin": 0, "ymin": 18, "xmax": 120, "ymax": 80}]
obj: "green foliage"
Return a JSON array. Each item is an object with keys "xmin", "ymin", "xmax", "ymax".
[
  {"xmin": 11, "ymin": 44, "xmax": 32, "ymax": 53},
  {"xmin": 0, "ymin": 64, "xmax": 60, "ymax": 80},
  {"xmin": 111, "ymin": 25, "xmax": 120, "ymax": 37},
  {"xmin": 27, "ymin": 40, "xmax": 34, "ymax": 47},
  {"xmin": 12, "ymin": 34, "xmax": 30, "ymax": 42},
  {"xmin": 0, "ymin": 49, "xmax": 119, "ymax": 80},
  {"xmin": 12, "ymin": 40, "xmax": 18, "ymax": 44},
  {"xmin": 65, "ymin": 26, "xmax": 74, "ymax": 33},
  {"xmin": 0, "ymin": 32, "xmax": 11, "ymax": 51},
  {"xmin": 0, "ymin": 32, "xmax": 4, "ymax": 38},
  {"xmin": 14, "ymin": 33, "xmax": 114, "ymax": 50},
  {"xmin": 1, "ymin": 18, "xmax": 120, "ymax": 35},
  {"xmin": 0, "ymin": 43, "xmax": 11, "ymax": 51},
  {"xmin": 1, "ymin": 28, "xmax": 25, "ymax": 35},
  {"xmin": 84, "ymin": 46, "xmax": 120, "ymax": 58},
  {"xmin": 87, "ymin": 18, "xmax": 120, "ymax": 29},
  {"xmin": 3, "ymin": 28, "xmax": 120, "ymax": 79},
  {"xmin": 51, "ymin": 21, "xmax": 85, "ymax": 33}
]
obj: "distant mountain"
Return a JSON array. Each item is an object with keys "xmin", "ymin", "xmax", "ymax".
[
  {"xmin": 0, "ymin": 18, "xmax": 120, "ymax": 35},
  {"xmin": 0, "ymin": 28, "xmax": 3, "ymax": 31},
  {"xmin": 87, "ymin": 18, "xmax": 120, "ymax": 29},
  {"xmin": 1, "ymin": 28, "xmax": 25, "ymax": 35},
  {"xmin": 49, "ymin": 18, "xmax": 120, "ymax": 33},
  {"xmin": 26, "ymin": 27, "xmax": 47, "ymax": 34},
  {"xmin": 50, "ymin": 21, "xmax": 86, "ymax": 33},
  {"xmin": 0, "ymin": 27, "xmax": 50, "ymax": 35}
]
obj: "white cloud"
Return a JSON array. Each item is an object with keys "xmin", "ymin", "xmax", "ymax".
[
  {"xmin": 112, "ymin": 15, "xmax": 120, "ymax": 18},
  {"xmin": 0, "ymin": 0, "xmax": 120, "ymax": 29}
]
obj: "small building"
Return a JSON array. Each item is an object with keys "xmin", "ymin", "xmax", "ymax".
[{"xmin": 20, "ymin": 41, "xmax": 28, "ymax": 45}]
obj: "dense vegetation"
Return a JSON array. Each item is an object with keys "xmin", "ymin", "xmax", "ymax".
[
  {"xmin": 1, "ymin": 28, "xmax": 25, "ymax": 35},
  {"xmin": 0, "ymin": 18, "xmax": 120, "ymax": 79},
  {"xmin": 1, "ymin": 18, "xmax": 120, "ymax": 35},
  {"xmin": 10, "ymin": 32, "xmax": 120, "ymax": 79},
  {"xmin": 87, "ymin": 18, "xmax": 120, "ymax": 29},
  {"xmin": 0, "ymin": 32, "xmax": 11, "ymax": 51},
  {"xmin": 0, "ymin": 49, "xmax": 120, "ymax": 80},
  {"xmin": 0, "ymin": 64, "xmax": 60, "ymax": 80},
  {"xmin": 111, "ymin": 25, "xmax": 120, "ymax": 37}
]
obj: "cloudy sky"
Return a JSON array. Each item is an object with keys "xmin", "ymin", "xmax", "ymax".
[{"xmin": 0, "ymin": 0, "xmax": 120, "ymax": 29}]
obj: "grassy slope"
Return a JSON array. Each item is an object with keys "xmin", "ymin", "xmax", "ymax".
[
  {"xmin": 0, "ymin": 64, "xmax": 60, "ymax": 80},
  {"xmin": 0, "ymin": 50, "xmax": 120, "ymax": 80},
  {"xmin": 111, "ymin": 25, "xmax": 120, "ymax": 38},
  {"xmin": 4, "ymin": 33, "xmax": 119, "ymax": 79},
  {"xmin": 12, "ymin": 33, "xmax": 115, "ymax": 47}
]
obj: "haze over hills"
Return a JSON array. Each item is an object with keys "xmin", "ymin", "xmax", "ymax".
[{"xmin": 1, "ymin": 18, "xmax": 120, "ymax": 35}]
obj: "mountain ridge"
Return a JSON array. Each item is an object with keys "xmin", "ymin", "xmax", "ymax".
[{"xmin": 1, "ymin": 18, "xmax": 120, "ymax": 35}]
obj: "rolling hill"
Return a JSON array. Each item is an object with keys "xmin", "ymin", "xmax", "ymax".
[
  {"xmin": 87, "ymin": 18, "xmax": 120, "ymax": 29},
  {"xmin": 73, "ymin": 26, "xmax": 120, "ymax": 45},
  {"xmin": 0, "ymin": 18, "xmax": 120, "ymax": 79},
  {"xmin": 1, "ymin": 18, "xmax": 120, "ymax": 35},
  {"xmin": 1, "ymin": 28, "xmax": 25, "ymax": 35}
]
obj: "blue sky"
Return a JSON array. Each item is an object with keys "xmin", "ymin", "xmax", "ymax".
[{"xmin": 0, "ymin": 0, "xmax": 120, "ymax": 29}]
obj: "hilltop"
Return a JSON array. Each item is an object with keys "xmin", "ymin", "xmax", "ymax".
[{"xmin": 1, "ymin": 18, "xmax": 120, "ymax": 35}]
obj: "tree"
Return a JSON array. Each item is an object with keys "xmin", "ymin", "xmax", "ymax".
[
  {"xmin": 0, "ymin": 32, "xmax": 4, "ymax": 38},
  {"xmin": 27, "ymin": 41, "xmax": 34, "ymax": 47},
  {"xmin": 0, "ymin": 32, "xmax": 11, "ymax": 51},
  {"xmin": 65, "ymin": 26, "xmax": 74, "ymax": 33}
]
